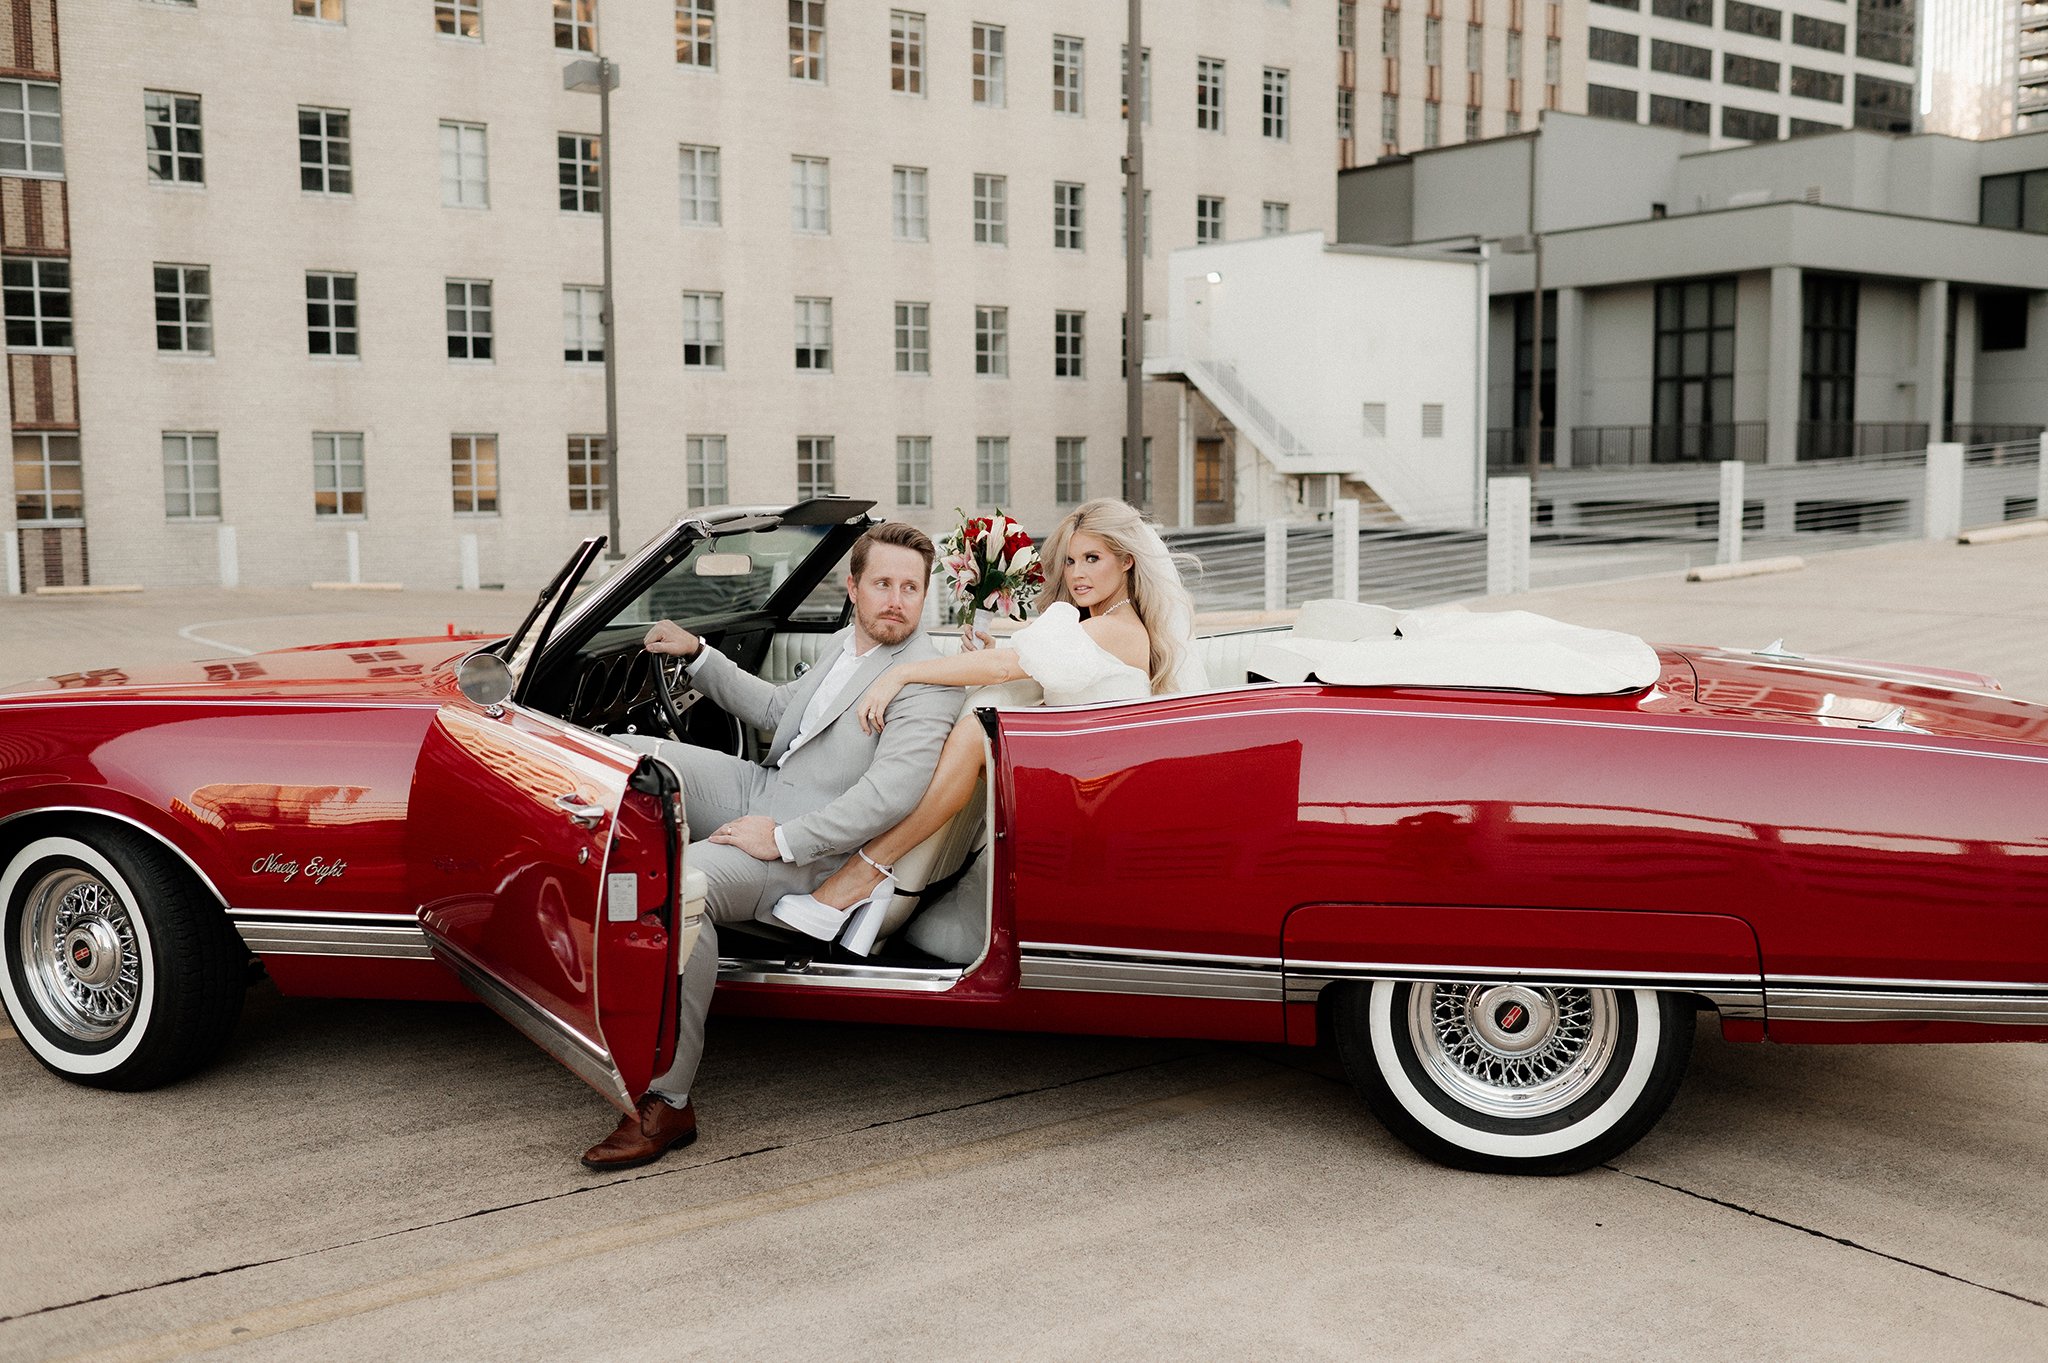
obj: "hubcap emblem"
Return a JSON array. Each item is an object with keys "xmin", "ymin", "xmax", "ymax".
[{"xmin": 1495, "ymin": 1002, "xmax": 1528, "ymax": 1033}]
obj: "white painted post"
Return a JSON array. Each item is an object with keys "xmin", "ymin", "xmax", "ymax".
[
  {"xmin": 2036, "ymin": 431, "xmax": 2048, "ymax": 519},
  {"xmin": 459, "ymin": 533, "xmax": 481, "ymax": 591},
  {"xmin": 1263, "ymin": 518, "xmax": 1287, "ymax": 612},
  {"xmin": 345, "ymin": 529, "xmax": 362, "ymax": 584},
  {"xmin": 1331, "ymin": 498, "xmax": 1360, "ymax": 602},
  {"xmin": 3, "ymin": 530, "xmax": 19, "ymax": 595},
  {"xmin": 1717, "ymin": 460, "xmax": 1745, "ymax": 566},
  {"xmin": 216, "ymin": 525, "xmax": 239, "ymax": 588},
  {"xmin": 1486, "ymin": 476, "xmax": 1531, "ymax": 596},
  {"xmin": 1924, "ymin": 442, "xmax": 1965, "ymax": 541}
]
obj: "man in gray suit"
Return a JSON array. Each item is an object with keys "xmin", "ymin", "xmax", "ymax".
[{"xmin": 582, "ymin": 521, "xmax": 960, "ymax": 1170}]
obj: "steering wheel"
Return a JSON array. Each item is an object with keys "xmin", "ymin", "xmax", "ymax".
[{"xmin": 649, "ymin": 650, "xmax": 701, "ymax": 739}]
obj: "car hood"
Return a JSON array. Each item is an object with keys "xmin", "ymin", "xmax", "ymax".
[
  {"xmin": 1676, "ymin": 645, "xmax": 2048, "ymax": 745},
  {"xmin": 0, "ymin": 637, "xmax": 489, "ymax": 707}
]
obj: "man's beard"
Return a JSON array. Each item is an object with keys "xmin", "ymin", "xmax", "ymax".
[{"xmin": 861, "ymin": 608, "xmax": 917, "ymax": 646}]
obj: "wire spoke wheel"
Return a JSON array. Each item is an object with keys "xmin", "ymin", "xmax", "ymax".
[
  {"xmin": 19, "ymin": 868, "xmax": 144, "ymax": 1043},
  {"xmin": 1409, "ymin": 983, "xmax": 1618, "ymax": 1120}
]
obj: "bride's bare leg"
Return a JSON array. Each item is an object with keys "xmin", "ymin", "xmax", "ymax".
[{"xmin": 808, "ymin": 715, "xmax": 986, "ymax": 909}]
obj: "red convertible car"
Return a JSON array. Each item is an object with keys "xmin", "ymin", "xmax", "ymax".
[{"xmin": 3, "ymin": 498, "xmax": 2045, "ymax": 1174}]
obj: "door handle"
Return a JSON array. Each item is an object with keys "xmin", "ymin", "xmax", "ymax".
[{"xmin": 555, "ymin": 793, "xmax": 606, "ymax": 829}]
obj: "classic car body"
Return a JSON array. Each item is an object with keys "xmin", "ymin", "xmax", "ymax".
[{"xmin": 4, "ymin": 498, "xmax": 2045, "ymax": 1173}]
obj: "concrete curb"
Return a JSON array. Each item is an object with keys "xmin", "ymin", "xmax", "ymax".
[
  {"xmin": 1685, "ymin": 556, "xmax": 1805, "ymax": 583},
  {"xmin": 1958, "ymin": 520, "xmax": 2048, "ymax": 546},
  {"xmin": 310, "ymin": 581, "xmax": 406, "ymax": 591},
  {"xmin": 34, "ymin": 584, "xmax": 144, "ymax": 596}
]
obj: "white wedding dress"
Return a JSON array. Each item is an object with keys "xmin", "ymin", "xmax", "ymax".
[{"xmin": 1005, "ymin": 601, "xmax": 1152, "ymax": 705}]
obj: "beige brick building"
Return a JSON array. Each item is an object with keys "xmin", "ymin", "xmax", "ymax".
[{"xmin": 4, "ymin": 0, "xmax": 1337, "ymax": 591}]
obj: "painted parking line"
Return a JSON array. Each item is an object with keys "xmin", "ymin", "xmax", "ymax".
[{"xmin": 59, "ymin": 1070, "xmax": 1308, "ymax": 1363}]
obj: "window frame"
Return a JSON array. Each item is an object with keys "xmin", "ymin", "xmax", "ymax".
[
  {"xmin": 894, "ymin": 301, "xmax": 930, "ymax": 374},
  {"xmin": 567, "ymin": 433, "xmax": 608, "ymax": 512},
  {"xmin": 795, "ymin": 435, "xmax": 835, "ymax": 498},
  {"xmin": 681, "ymin": 290, "xmax": 725, "ymax": 369},
  {"xmin": 162, "ymin": 430, "xmax": 221, "ymax": 521},
  {"xmin": 311, "ymin": 430, "xmax": 367, "ymax": 519},
  {"xmin": 1196, "ymin": 57, "xmax": 1225, "ymax": 132},
  {"xmin": 973, "ymin": 172, "xmax": 1007, "ymax": 245},
  {"xmin": 975, "ymin": 435, "xmax": 1010, "ymax": 505},
  {"xmin": 563, "ymin": 284, "xmax": 605, "ymax": 364},
  {"xmin": 790, "ymin": 0, "xmax": 827, "ymax": 83},
  {"xmin": 891, "ymin": 10, "xmax": 926, "ymax": 95},
  {"xmin": 687, "ymin": 434, "xmax": 728, "ymax": 507},
  {"xmin": 794, "ymin": 295, "xmax": 833, "ymax": 372},
  {"xmin": 450, "ymin": 432, "xmax": 500, "ymax": 517},
  {"xmin": 896, "ymin": 435, "xmax": 932, "ymax": 508},
  {"xmin": 972, "ymin": 22, "xmax": 1006, "ymax": 106},
  {"xmin": 1262, "ymin": 200, "xmax": 1290, "ymax": 236},
  {"xmin": 1053, "ymin": 180, "xmax": 1085, "ymax": 251},
  {"xmin": 13, "ymin": 431, "xmax": 83, "ymax": 526},
  {"xmin": 0, "ymin": 79, "xmax": 63, "ymax": 179},
  {"xmin": 435, "ymin": 0, "xmax": 482, "ymax": 39},
  {"xmin": 305, "ymin": 270, "xmax": 359, "ymax": 359},
  {"xmin": 151, "ymin": 262, "xmax": 210, "ymax": 356},
  {"xmin": 143, "ymin": 89, "xmax": 201, "ymax": 186},
  {"xmin": 1054, "ymin": 435, "xmax": 1086, "ymax": 505},
  {"xmin": 1053, "ymin": 309, "xmax": 1085, "ymax": 379},
  {"xmin": 975, "ymin": 305, "xmax": 1008, "ymax": 377},
  {"xmin": 676, "ymin": 0, "xmax": 716, "ymax": 68},
  {"xmin": 1052, "ymin": 34, "xmax": 1084, "ymax": 116},
  {"xmin": 892, "ymin": 165, "xmax": 929, "ymax": 242},
  {"xmin": 558, "ymin": 132, "xmax": 601, "ymax": 214},
  {"xmin": 791, "ymin": 154, "xmax": 830, "ymax": 233},
  {"xmin": 678, "ymin": 142, "xmax": 721, "ymax": 226},
  {"xmin": 555, "ymin": 0, "xmax": 596, "ymax": 53},
  {"xmin": 297, "ymin": 105, "xmax": 353, "ymax": 197},
  {"xmin": 445, "ymin": 277, "xmax": 495, "ymax": 363},
  {"xmin": 1195, "ymin": 195, "xmax": 1224, "ymax": 245},
  {"xmin": 438, "ymin": 120, "xmax": 488, "ymax": 208},
  {"xmin": 5, "ymin": 256, "xmax": 73, "ymax": 352}
]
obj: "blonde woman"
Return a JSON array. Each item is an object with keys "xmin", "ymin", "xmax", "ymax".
[{"xmin": 771, "ymin": 498, "xmax": 1199, "ymax": 935}]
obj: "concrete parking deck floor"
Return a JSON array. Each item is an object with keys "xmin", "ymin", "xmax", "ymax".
[{"xmin": 1, "ymin": 537, "xmax": 2044, "ymax": 1360}]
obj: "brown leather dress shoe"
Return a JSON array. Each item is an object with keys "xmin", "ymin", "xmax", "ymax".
[{"xmin": 580, "ymin": 1095, "xmax": 699, "ymax": 1171}]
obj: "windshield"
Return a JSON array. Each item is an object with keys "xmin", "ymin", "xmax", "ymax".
[{"xmin": 597, "ymin": 523, "xmax": 839, "ymax": 631}]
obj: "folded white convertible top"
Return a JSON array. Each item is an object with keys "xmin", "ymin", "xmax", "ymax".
[{"xmin": 1250, "ymin": 604, "xmax": 1661, "ymax": 696}]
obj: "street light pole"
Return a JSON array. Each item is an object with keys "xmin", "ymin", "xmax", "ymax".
[
  {"xmin": 1122, "ymin": 0, "xmax": 1146, "ymax": 509},
  {"xmin": 565, "ymin": 54, "xmax": 623, "ymax": 560}
]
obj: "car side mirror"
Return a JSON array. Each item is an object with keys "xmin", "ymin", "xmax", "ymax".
[
  {"xmin": 694, "ymin": 552, "xmax": 753, "ymax": 577},
  {"xmin": 457, "ymin": 652, "xmax": 514, "ymax": 711}
]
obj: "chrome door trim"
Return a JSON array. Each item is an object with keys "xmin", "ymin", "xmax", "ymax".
[
  {"xmin": 1284, "ymin": 959, "xmax": 1769, "ymax": 1019},
  {"xmin": 428, "ymin": 935, "xmax": 632, "ymax": 1111},
  {"xmin": 1019, "ymin": 945, "xmax": 1285, "ymax": 1003},
  {"xmin": 715, "ymin": 957, "xmax": 965, "ymax": 992},
  {"xmin": 226, "ymin": 909, "xmax": 434, "ymax": 960}
]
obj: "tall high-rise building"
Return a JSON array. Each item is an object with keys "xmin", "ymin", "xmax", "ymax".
[{"xmin": 3, "ymin": 0, "xmax": 1335, "ymax": 591}]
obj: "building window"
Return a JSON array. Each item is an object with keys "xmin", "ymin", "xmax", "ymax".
[
  {"xmin": 891, "ymin": 10, "xmax": 925, "ymax": 94},
  {"xmin": 559, "ymin": 133, "xmax": 601, "ymax": 213},
  {"xmin": 1122, "ymin": 187, "xmax": 1151, "ymax": 254},
  {"xmin": 1121, "ymin": 45, "xmax": 1150, "ymax": 122},
  {"xmin": 0, "ymin": 81, "xmax": 58, "ymax": 180},
  {"xmin": 14, "ymin": 432, "xmax": 82, "ymax": 524},
  {"xmin": 1053, "ymin": 310, "xmax": 1084, "ymax": 378},
  {"xmin": 1545, "ymin": 36, "xmax": 1561, "ymax": 85},
  {"xmin": 1789, "ymin": 118, "xmax": 1843, "ymax": 137},
  {"xmin": 682, "ymin": 291, "xmax": 723, "ymax": 367},
  {"xmin": 1382, "ymin": 8, "xmax": 1400, "ymax": 57},
  {"xmin": 1507, "ymin": 30, "xmax": 1523, "ymax": 73},
  {"xmin": 1592, "ymin": 0, "xmax": 1640, "ymax": 7},
  {"xmin": 1855, "ymin": 0, "xmax": 1912, "ymax": 65},
  {"xmin": 294, "ymin": 0, "xmax": 343, "ymax": 21},
  {"xmin": 973, "ymin": 173, "xmax": 1007, "ymax": 245},
  {"xmin": 972, "ymin": 23, "xmax": 1006, "ymax": 106},
  {"xmin": 790, "ymin": 0, "xmax": 826, "ymax": 82},
  {"xmin": 678, "ymin": 143, "xmax": 720, "ymax": 225},
  {"xmin": 1190, "ymin": 59, "xmax": 1226, "ymax": 137},
  {"xmin": 1722, "ymin": 105, "xmax": 1779, "ymax": 141},
  {"xmin": 436, "ymin": 0, "xmax": 481, "ymax": 38},
  {"xmin": 1425, "ymin": 16, "xmax": 1442, "ymax": 64},
  {"xmin": 791, "ymin": 155, "xmax": 830, "ymax": 232},
  {"xmin": 1053, "ymin": 34, "xmax": 1084, "ymax": 116},
  {"xmin": 1512, "ymin": 290, "xmax": 1555, "ymax": 443},
  {"xmin": 1649, "ymin": 0, "xmax": 1711, "ymax": 23},
  {"xmin": 1423, "ymin": 100, "xmax": 1440, "ymax": 146},
  {"xmin": 975, "ymin": 306, "xmax": 1007, "ymax": 376},
  {"xmin": 1799, "ymin": 276, "xmax": 1858, "ymax": 459},
  {"xmin": 162, "ymin": 432, "xmax": 220, "ymax": 520},
  {"xmin": 4, "ymin": 257, "xmax": 71, "ymax": 351},
  {"xmin": 676, "ymin": 0, "xmax": 715, "ymax": 67},
  {"xmin": 1587, "ymin": 85, "xmax": 1639, "ymax": 121},
  {"xmin": 1649, "ymin": 94, "xmax": 1710, "ymax": 133},
  {"xmin": 152, "ymin": 263, "xmax": 209, "ymax": 354},
  {"xmin": 1981, "ymin": 170, "xmax": 2048, "ymax": 232},
  {"xmin": 1337, "ymin": 87, "xmax": 1355, "ymax": 139},
  {"xmin": 555, "ymin": 0, "xmax": 595, "ymax": 52},
  {"xmin": 794, "ymin": 296, "xmax": 832, "ymax": 371},
  {"xmin": 1653, "ymin": 277, "xmax": 1737, "ymax": 457},
  {"xmin": 1724, "ymin": 0, "xmax": 1780, "ymax": 36},
  {"xmin": 1465, "ymin": 106, "xmax": 1481, "ymax": 139},
  {"xmin": 796, "ymin": 436, "xmax": 834, "ymax": 497},
  {"xmin": 1505, "ymin": 110, "xmax": 1520, "ymax": 132},
  {"xmin": 1262, "ymin": 67, "xmax": 1290, "ymax": 139},
  {"xmin": 1854, "ymin": 75, "xmax": 1913, "ymax": 133},
  {"xmin": 450, "ymin": 434, "xmax": 499, "ymax": 515},
  {"xmin": 895, "ymin": 301, "xmax": 929, "ymax": 374},
  {"xmin": 306, "ymin": 271, "xmax": 358, "ymax": 357},
  {"xmin": 1055, "ymin": 436, "xmax": 1086, "ymax": 504},
  {"xmin": 439, "ymin": 121, "xmax": 488, "ymax": 207},
  {"xmin": 298, "ymin": 106, "xmax": 352, "ymax": 195},
  {"xmin": 1790, "ymin": 67, "xmax": 1844, "ymax": 102},
  {"xmin": 1649, "ymin": 40, "xmax": 1710, "ymax": 79},
  {"xmin": 564, "ymin": 285, "xmax": 604, "ymax": 363},
  {"xmin": 1979, "ymin": 292, "xmax": 2028, "ymax": 351},
  {"xmin": 1380, "ymin": 93, "xmax": 1398, "ymax": 145},
  {"xmin": 1589, "ymin": 28, "xmax": 1639, "ymax": 65},
  {"xmin": 1339, "ymin": 0, "xmax": 1358, "ymax": 50},
  {"xmin": 1792, "ymin": 13, "xmax": 1846, "ymax": 52},
  {"xmin": 1194, "ymin": 437, "xmax": 1227, "ymax": 503},
  {"xmin": 567, "ymin": 434, "xmax": 607, "ymax": 511},
  {"xmin": 1196, "ymin": 195, "xmax": 1224, "ymax": 244},
  {"xmin": 143, "ymin": 90, "xmax": 199, "ymax": 185},
  {"xmin": 1466, "ymin": 23, "xmax": 1484, "ymax": 72},
  {"xmin": 445, "ymin": 279, "xmax": 493, "ymax": 361},
  {"xmin": 975, "ymin": 436, "xmax": 1009, "ymax": 504},
  {"xmin": 688, "ymin": 434, "xmax": 728, "ymax": 506},
  {"xmin": 1054, "ymin": 181, "xmax": 1085, "ymax": 250},
  {"xmin": 896, "ymin": 436, "xmax": 931, "ymax": 507},
  {"xmin": 893, "ymin": 165, "xmax": 929, "ymax": 241},
  {"xmin": 1724, "ymin": 54, "xmax": 1780, "ymax": 92},
  {"xmin": 312, "ymin": 431, "xmax": 366, "ymax": 517}
]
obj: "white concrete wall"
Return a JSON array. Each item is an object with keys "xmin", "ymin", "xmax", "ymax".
[
  {"xmin": 1578, "ymin": 283, "xmax": 1656, "ymax": 428},
  {"xmin": 1853, "ymin": 281, "xmax": 1922, "ymax": 424},
  {"xmin": 1972, "ymin": 293, "xmax": 2048, "ymax": 424}
]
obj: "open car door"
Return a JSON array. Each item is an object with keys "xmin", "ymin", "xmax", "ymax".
[{"xmin": 410, "ymin": 704, "xmax": 694, "ymax": 1112}]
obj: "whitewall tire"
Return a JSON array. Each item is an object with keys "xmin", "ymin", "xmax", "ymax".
[{"xmin": 1335, "ymin": 979, "xmax": 1693, "ymax": 1175}]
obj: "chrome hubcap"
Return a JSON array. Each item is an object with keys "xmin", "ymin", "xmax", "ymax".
[
  {"xmin": 1409, "ymin": 983, "xmax": 1618, "ymax": 1119},
  {"xmin": 19, "ymin": 868, "xmax": 142, "ymax": 1042}
]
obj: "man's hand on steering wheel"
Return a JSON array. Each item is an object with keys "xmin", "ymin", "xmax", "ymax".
[{"xmin": 644, "ymin": 619, "xmax": 702, "ymax": 658}]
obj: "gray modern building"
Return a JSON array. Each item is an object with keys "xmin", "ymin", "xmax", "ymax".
[{"xmin": 1339, "ymin": 112, "xmax": 2048, "ymax": 479}]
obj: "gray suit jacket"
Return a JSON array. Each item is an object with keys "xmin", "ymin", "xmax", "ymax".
[{"xmin": 688, "ymin": 628, "xmax": 960, "ymax": 866}]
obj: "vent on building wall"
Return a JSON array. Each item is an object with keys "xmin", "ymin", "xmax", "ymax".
[
  {"xmin": 1804, "ymin": 184, "xmax": 1823, "ymax": 204},
  {"xmin": 1362, "ymin": 402, "xmax": 1388, "ymax": 436},
  {"xmin": 1421, "ymin": 403, "xmax": 1445, "ymax": 438}
]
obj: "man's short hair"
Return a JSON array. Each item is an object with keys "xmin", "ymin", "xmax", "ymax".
[{"xmin": 849, "ymin": 521, "xmax": 935, "ymax": 581}]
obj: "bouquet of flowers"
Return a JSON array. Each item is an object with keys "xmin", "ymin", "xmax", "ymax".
[{"xmin": 938, "ymin": 508, "xmax": 1045, "ymax": 640}]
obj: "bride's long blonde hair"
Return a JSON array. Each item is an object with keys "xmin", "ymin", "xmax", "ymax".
[{"xmin": 1039, "ymin": 499, "xmax": 1198, "ymax": 695}]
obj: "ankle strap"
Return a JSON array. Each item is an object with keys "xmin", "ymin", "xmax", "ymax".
[{"xmin": 857, "ymin": 847, "xmax": 892, "ymax": 877}]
